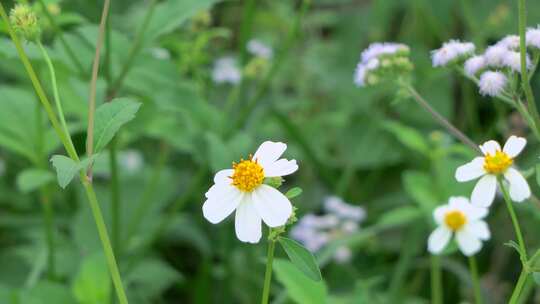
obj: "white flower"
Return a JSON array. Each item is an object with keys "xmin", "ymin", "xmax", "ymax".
[
  {"xmin": 247, "ymin": 39, "xmax": 273, "ymax": 59},
  {"xmin": 428, "ymin": 197, "xmax": 490, "ymax": 256},
  {"xmin": 478, "ymin": 71, "xmax": 507, "ymax": 97},
  {"xmin": 526, "ymin": 26, "xmax": 540, "ymax": 49},
  {"xmin": 455, "ymin": 136, "xmax": 531, "ymax": 207},
  {"xmin": 202, "ymin": 141, "xmax": 298, "ymax": 243},
  {"xmin": 324, "ymin": 196, "xmax": 366, "ymax": 221},
  {"xmin": 354, "ymin": 58, "xmax": 380, "ymax": 87},
  {"xmin": 360, "ymin": 42, "xmax": 408, "ymax": 64},
  {"xmin": 464, "ymin": 56, "xmax": 486, "ymax": 76},
  {"xmin": 431, "ymin": 40, "xmax": 475, "ymax": 67},
  {"xmin": 484, "ymin": 45, "xmax": 510, "ymax": 67},
  {"xmin": 119, "ymin": 150, "xmax": 143, "ymax": 172},
  {"xmin": 496, "ymin": 35, "xmax": 520, "ymax": 50},
  {"xmin": 212, "ymin": 57, "xmax": 241, "ymax": 84},
  {"xmin": 502, "ymin": 51, "xmax": 532, "ymax": 73}
]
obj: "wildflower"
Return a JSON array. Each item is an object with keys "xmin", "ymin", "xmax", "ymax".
[
  {"xmin": 428, "ymin": 197, "xmax": 490, "ymax": 256},
  {"xmin": 484, "ymin": 45, "xmax": 510, "ymax": 67},
  {"xmin": 354, "ymin": 42, "xmax": 411, "ymax": 87},
  {"xmin": 202, "ymin": 141, "xmax": 298, "ymax": 243},
  {"xmin": 212, "ymin": 57, "xmax": 241, "ymax": 85},
  {"xmin": 455, "ymin": 136, "xmax": 531, "ymax": 207},
  {"xmin": 431, "ymin": 40, "xmax": 475, "ymax": 67},
  {"xmin": 361, "ymin": 42, "xmax": 409, "ymax": 64},
  {"xmin": 354, "ymin": 58, "xmax": 379, "ymax": 87},
  {"xmin": 502, "ymin": 51, "xmax": 532, "ymax": 73},
  {"xmin": 247, "ymin": 39, "xmax": 273, "ymax": 59},
  {"xmin": 526, "ymin": 26, "xmax": 540, "ymax": 49},
  {"xmin": 291, "ymin": 196, "xmax": 366, "ymax": 263},
  {"xmin": 496, "ymin": 35, "xmax": 520, "ymax": 50},
  {"xmin": 9, "ymin": 4, "xmax": 41, "ymax": 42},
  {"xmin": 478, "ymin": 71, "xmax": 507, "ymax": 97},
  {"xmin": 464, "ymin": 56, "xmax": 486, "ymax": 76}
]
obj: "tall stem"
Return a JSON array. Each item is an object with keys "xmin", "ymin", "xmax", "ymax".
[
  {"xmin": 468, "ymin": 256, "xmax": 483, "ymax": 304},
  {"xmin": 430, "ymin": 255, "xmax": 443, "ymax": 304},
  {"xmin": 499, "ymin": 179, "xmax": 528, "ymax": 261},
  {"xmin": 509, "ymin": 269, "xmax": 528, "ymax": 304},
  {"xmin": 404, "ymin": 84, "xmax": 481, "ymax": 153},
  {"xmin": 110, "ymin": 139, "xmax": 120, "ymax": 255},
  {"xmin": 261, "ymin": 233, "xmax": 276, "ymax": 304}
]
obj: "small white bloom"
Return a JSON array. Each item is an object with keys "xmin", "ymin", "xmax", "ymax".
[
  {"xmin": 353, "ymin": 58, "xmax": 380, "ymax": 87},
  {"xmin": 478, "ymin": 71, "xmax": 507, "ymax": 97},
  {"xmin": 119, "ymin": 150, "xmax": 144, "ymax": 172},
  {"xmin": 203, "ymin": 141, "xmax": 298, "ymax": 243},
  {"xmin": 526, "ymin": 26, "xmax": 540, "ymax": 49},
  {"xmin": 464, "ymin": 56, "xmax": 486, "ymax": 76},
  {"xmin": 431, "ymin": 40, "xmax": 475, "ymax": 67},
  {"xmin": 324, "ymin": 196, "xmax": 366, "ymax": 221},
  {"xmin": 496, "ymin": 35, "xmax": 520, "ymax": 50},
  {"xmin": 455, "ymin": 136, "xmax": 531, "ymax": 207},
  {"xmin": 484, "ymin": 45, "xmax": 510, "ymax": 67},
  {"xmin": 360, "ymin": 42, "xmax": 408, "ymax": 64},
  {"xmin": 247, "ymin": 39, "xmax": 273, "ymax": 59},
  {"xmin": 428, "ymin": 197, "xmax": 490, "ymax": 256},
  {"xmin": 212, "ymin": 57, "xmax": 242, "ymax": 84},
  {"xmin": 503, "ymin": 51, "xmax": 532, "ymax": 73}
]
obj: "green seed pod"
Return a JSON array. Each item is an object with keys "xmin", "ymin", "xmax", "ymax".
[{"xmin": 10, "ymin": 4, "xmax": 41, "ymax": 42}]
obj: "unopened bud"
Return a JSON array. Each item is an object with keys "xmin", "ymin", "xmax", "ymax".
[{"xmin": 10, "ymin": 4, "xmax": 41, "ymax": 42}]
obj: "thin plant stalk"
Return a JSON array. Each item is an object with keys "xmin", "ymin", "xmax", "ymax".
[
  {"xmin": 509, "ymin": 269, "xmax": 528, "ymax": 304},
  {"xmin": 498, "ymin": 179, "xmax": 527, "ymax": 261},
  {"xmin": 430, "ymin": 255, "xmax": 443, "ymax": 304},
  {"xmin": 40, "ymin": 188, "xmax": 55, "ymax": 279},
  {"xmin": 110, "ymin": 139, "xmax": 120, "ymax": 255},
  {"xmin": 261, "ymin": 231, "xmax": 277, "ymax": 304},
  {"xmin": 468, "ymin": 256, "xmax": 483, "ymax": 304}
]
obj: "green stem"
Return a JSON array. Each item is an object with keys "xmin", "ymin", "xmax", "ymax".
[
  {"xmin": 499, "ymin": 179, "xmax": 528, "ymax": 261},
  {"xmin": 261, "ymin": 234, "xmax": 276, "ymax": 304},
  {"xmin": 36, "ymin": 0, "xmax": 85, "ymax": 75},
  {"xmin": 518, "ymin": 0, "xmax": 540, "ymax": 131},
  {"xmin": 468, "ymin": 256, "xmax": 483, "ymax": 304},
  {"xmin": 110, "ymin": 139, "xmax": 120, "ymax": 255},
  {"xmin": 36, "ymin": 41, "xmax": 76, "ymax": 153},
  {"xmin": 81, "ymin": 177, "xmax": 129, "ymax": 304},
  {"xmin": 430, "ymin": 255, "xmax": 443, "ymax": 304},
  {"xmin": 40, "ymin": 190, "xmax": 56, "ymax": 280},
  {"xmin": 509, "ymin": 269, "xmax": 528, "ymax": 304}
]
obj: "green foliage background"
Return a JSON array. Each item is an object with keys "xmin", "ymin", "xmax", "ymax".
[{"xmin": 0, "ymin": 0, "xmax": 540, "ymax": 303}]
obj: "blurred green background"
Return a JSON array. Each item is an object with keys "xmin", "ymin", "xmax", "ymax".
[{"xmin": 1, "ymin": 0, "xmax": 540, "ymax": 303}]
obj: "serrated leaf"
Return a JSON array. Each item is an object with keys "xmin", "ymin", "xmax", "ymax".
[
  {"xmin": 16, "ymin": 169, "xmax": 55, "ymax": 193},
  {"xmin": 93, "ymin": 98, "xmax": 141, "ymax": 153},
  {"xmin": 278, "ymin": 237, "xmax": 322, "ymax": 281},
  {"xmin": 273, "ymin": 259, "xmax": 327, "ymax": 304},
  {"xmin": 285, "ymin": 187, "xmax": 303, "ymax": 199}
]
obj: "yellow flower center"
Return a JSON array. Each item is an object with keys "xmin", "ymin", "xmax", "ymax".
[
  {"xmin": 444, "ymin": 210, "xmax": 467, "ymax": 231},
  {"xmin": 483, "ymin": 150, "xmax": 513, "ymax": 174},
  {"xmin": 230, "ymin": 157, "xmax": 264, "ymax": 192}
]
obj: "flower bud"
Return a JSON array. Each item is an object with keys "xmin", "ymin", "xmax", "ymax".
[{"xmin": 10, "ymin": 4, "xmax": 41, "ymax": 42}]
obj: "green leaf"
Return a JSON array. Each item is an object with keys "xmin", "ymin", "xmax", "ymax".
[
  {"xmin": 273, "ymin": 259, "xmax": 327, "ymax": 304},
  {"xmin": 382, "ymin": 121, "xmax": 430, "ymax": 155},
  {"xmin": 93, "ymin": 98, "xmax": 141, "ymax": 153},
  {"xmin": 50, "ymin": 155, "xmax": 96, "ymax": 189},
  {"xmin": 533, "ymin": 272, "xmax": 540, "ymax": 285},
  {"xmin": 278, "ymin": 237, "xmax": 322, "ymax": 281},
  {"xmin": 126, "ymin": 258, "xmax": 182, "ymax": 298},
  {"xmin": 16, "ymin": 169, "xmax": 55, "ymax": 193},
  {"xmin": 72, "ymin": 253, "xmax": 111, "ymax": 304},
  {"xmin": 285, "ymin": 187, "xmax": 303, "ymax": 199},
  {"xmin": 402, "ymin": 170, "xmax": 439, "ymax": 212},
  {"xmin": 377, "ymin": 206, "xmax": 423, "ymax": 228}
]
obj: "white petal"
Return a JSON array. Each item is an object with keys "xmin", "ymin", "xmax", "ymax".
[
  {"xmin": 456, "ymin": 230, "xmax": 482, "ymax": 256},
  {"xmin": 253, "ymin": 141, "xmax": 287, "ymax": 167},
  {"xmin": 449, "ymin": 197, "xmax": 488, "ymax": 220},
  {"xmin": 214, "ymin": 169, "xmax": 234, "ymax": 185},
  {"xmin": 448, "ymin": 196, "xmax": 471, "ymax": 209},
  {"xmin": 234, "ymin": 197, "xmax": 262, "ymax": 243},
  {"xmin": 455, "ymin": 157, "xmax": 486, "ymax": 182},
  {"xmin": 263, "ymin": 159, "xmax": 298, "ymax": 177},
  {"xmin": 252, "ymin": 184, "xmax": 293, "ymax": 227},
  {"xmin": 480, "ymin": 140, "xmax": 501, "ymax": 155},
  {"xmin": 464, "ymin": 221, "xmax": 491, "ymax": 241},
  {"xmin": 202, "ymin": 186, "xmax": 243, "ymax": 224},
  {"xmin": 433, "ymin": 205, "xmax": 451, "ymax": 225},
  {"xmin": 427, "ymin": 226, "xmax": 452, "ymax": 254},
  {"xmin": 503, "ymin": 136, "xmax": 527, "ymax": 157},
  {"xmin": 504, "ymin": 168, "xmax": 531, "ymax": 202},
  {"xmin": 471, "ymin": 174, "xmax": 497, "ymax": 207}
]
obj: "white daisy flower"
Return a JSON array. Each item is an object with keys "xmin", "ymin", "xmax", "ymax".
[
  {"xmin": 496, "ymin": 35, "xmax": 520, "ymax": 50},
  {"xmin": 212, "ymin": 57, "xmax": 242, "ymax": 84},
  {"xmin": 478, "ymin": 71, "xmax": 507, "ymax": 97},
  {"xmin": 247, "ymin": 39, "xmax": 273, "ymax": 59},
  {"xmin": 455, "ymin": 136, "xmax": 531, "ymax": 207},
  {"xmin": 526, "ymin": 26, "xmax": 540, "ymax": 49},
  {"xmin": 431, "ymin": 40, "xmax": 475, "ymax": 67},
  {"xmin": 202, "ymin": 141, "xmax": 298, "ymax": 243},
  {"xmin": 484, "ymin": 45, "xmax": 510, "ymax": 67},
  {"xmin": 502, "ymin": 51, "xmax": 532, "ymax": 73},
  {"xmin": 428, "ymin": 197, "xmax": 490, "ymax": 256},
  {"xmin": 464, "ymin": 55, "xmax": 486, "ymax": 76}
]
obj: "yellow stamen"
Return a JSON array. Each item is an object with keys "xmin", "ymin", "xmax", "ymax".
[
  {"xmin": 230, "ymin": 155, "xmax": 264, "ymax": 192},
  {"xmin": 444, "ymin": 210, "xmax": 467, "ymax": 231},
  {"xmin": 483, "ymin": 150, "xmax": 513, "ymax": 174}
]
